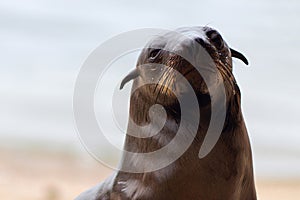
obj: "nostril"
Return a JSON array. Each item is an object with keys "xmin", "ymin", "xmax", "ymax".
[{"xmin": 194, "ymin": 37, "xmax": 205, "ymax": 46}]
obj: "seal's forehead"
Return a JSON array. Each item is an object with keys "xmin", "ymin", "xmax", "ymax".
[
  {"xmin": 146, "ymin": 26, "xmax": 217, "ymax": 51},
  {"xmin": 175, "ymin": 26, "xmax": 208, "ymax": 39}
]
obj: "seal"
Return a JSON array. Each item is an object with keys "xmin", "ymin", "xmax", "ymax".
[{"xmin": 76, "ymin": 26, "xmax": 257, "ymax": 200}]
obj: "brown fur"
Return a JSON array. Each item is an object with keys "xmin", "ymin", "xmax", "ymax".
[{"xmin": 94, "ymin": 26, "xmax": 256, "ymax": 200}]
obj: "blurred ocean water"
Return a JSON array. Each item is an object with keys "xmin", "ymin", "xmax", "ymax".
[{"xmin": 0, "ymin": 0, "xmax": 299, "ymax": 178}]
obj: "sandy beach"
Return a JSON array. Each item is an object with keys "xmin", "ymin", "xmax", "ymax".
[{"xmin": 1, "ymin": 148, "xmax": 299, "ymax": 200}]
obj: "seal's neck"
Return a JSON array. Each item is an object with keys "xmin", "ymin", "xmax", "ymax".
[{"xmin": 111, "ymin": 86, "xmax": 256, "ymax": 200}]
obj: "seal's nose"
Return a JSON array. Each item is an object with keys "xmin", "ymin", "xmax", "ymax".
[{"xmin": 194, "ymin": 37, "xmax": 205, "ymax": 46}]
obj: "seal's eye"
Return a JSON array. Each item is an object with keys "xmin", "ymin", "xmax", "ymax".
[
  {"xmin": 207, "ymin": 31, "xmax": 224, "ymax": 50},
  {"xmin": 149, "ymin": 49, "xmax": 160, "ymax": 60}
]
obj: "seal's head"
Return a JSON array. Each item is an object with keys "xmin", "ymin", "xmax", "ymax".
[{"xmin": 120, "ymin": 26, "xmax": 248, "ymax": 109}]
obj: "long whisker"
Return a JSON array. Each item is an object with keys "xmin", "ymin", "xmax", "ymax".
[
  {"xmin": 217, "ymin": 61, "xmax": 235, "ymax": 94},
  {"xmin": 155, "ymin": 67, "xmax": 173, "ymax": 104},
  {"xmin": 154, "ymin": 68, "xmax": 167, "ymax": 93},
  {"xmin": 160, "ymin": 67, "xmax": 173, "ymax": 102},
  {"xmin": 162, "ymin": 69, "xmax": 174, "ymax": 104}
]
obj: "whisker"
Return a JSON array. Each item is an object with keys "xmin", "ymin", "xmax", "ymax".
[
  {"xmin": 163, "ymin": 70, "xmax": 173, "ymax": 104},
  {"xmin": 216, "ymin": 61, "xmax": 235, "ymax": 94},
  {"xmin": 153, "ymin": 68, "xmax": 166, "ymax": 93},
  {"xmin": 155, "ymin": 67, "xmax": 172, "ymax": 104}
]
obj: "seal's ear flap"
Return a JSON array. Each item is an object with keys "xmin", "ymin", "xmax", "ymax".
[
  {"xmin": 230, "ymin": 48, "xmax": 249, "ymax": 65},
  {"xmin": 120, "ymin": 68, "xmax": 140, "ymax": 90}
]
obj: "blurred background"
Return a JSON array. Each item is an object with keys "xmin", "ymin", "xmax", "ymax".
[{"xmin": 1, "ymin": 0, "xmax": 299, "ymax": 199}]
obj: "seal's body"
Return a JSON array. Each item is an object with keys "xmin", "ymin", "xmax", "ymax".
[{"xmin": 76, "ymin": 26, "xmax": 256, "ymax": 200}]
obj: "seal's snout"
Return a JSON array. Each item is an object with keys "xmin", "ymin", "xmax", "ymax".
[{"xmin": 120, "ymin": 68, "xmax": 140, "ymax": 90}]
